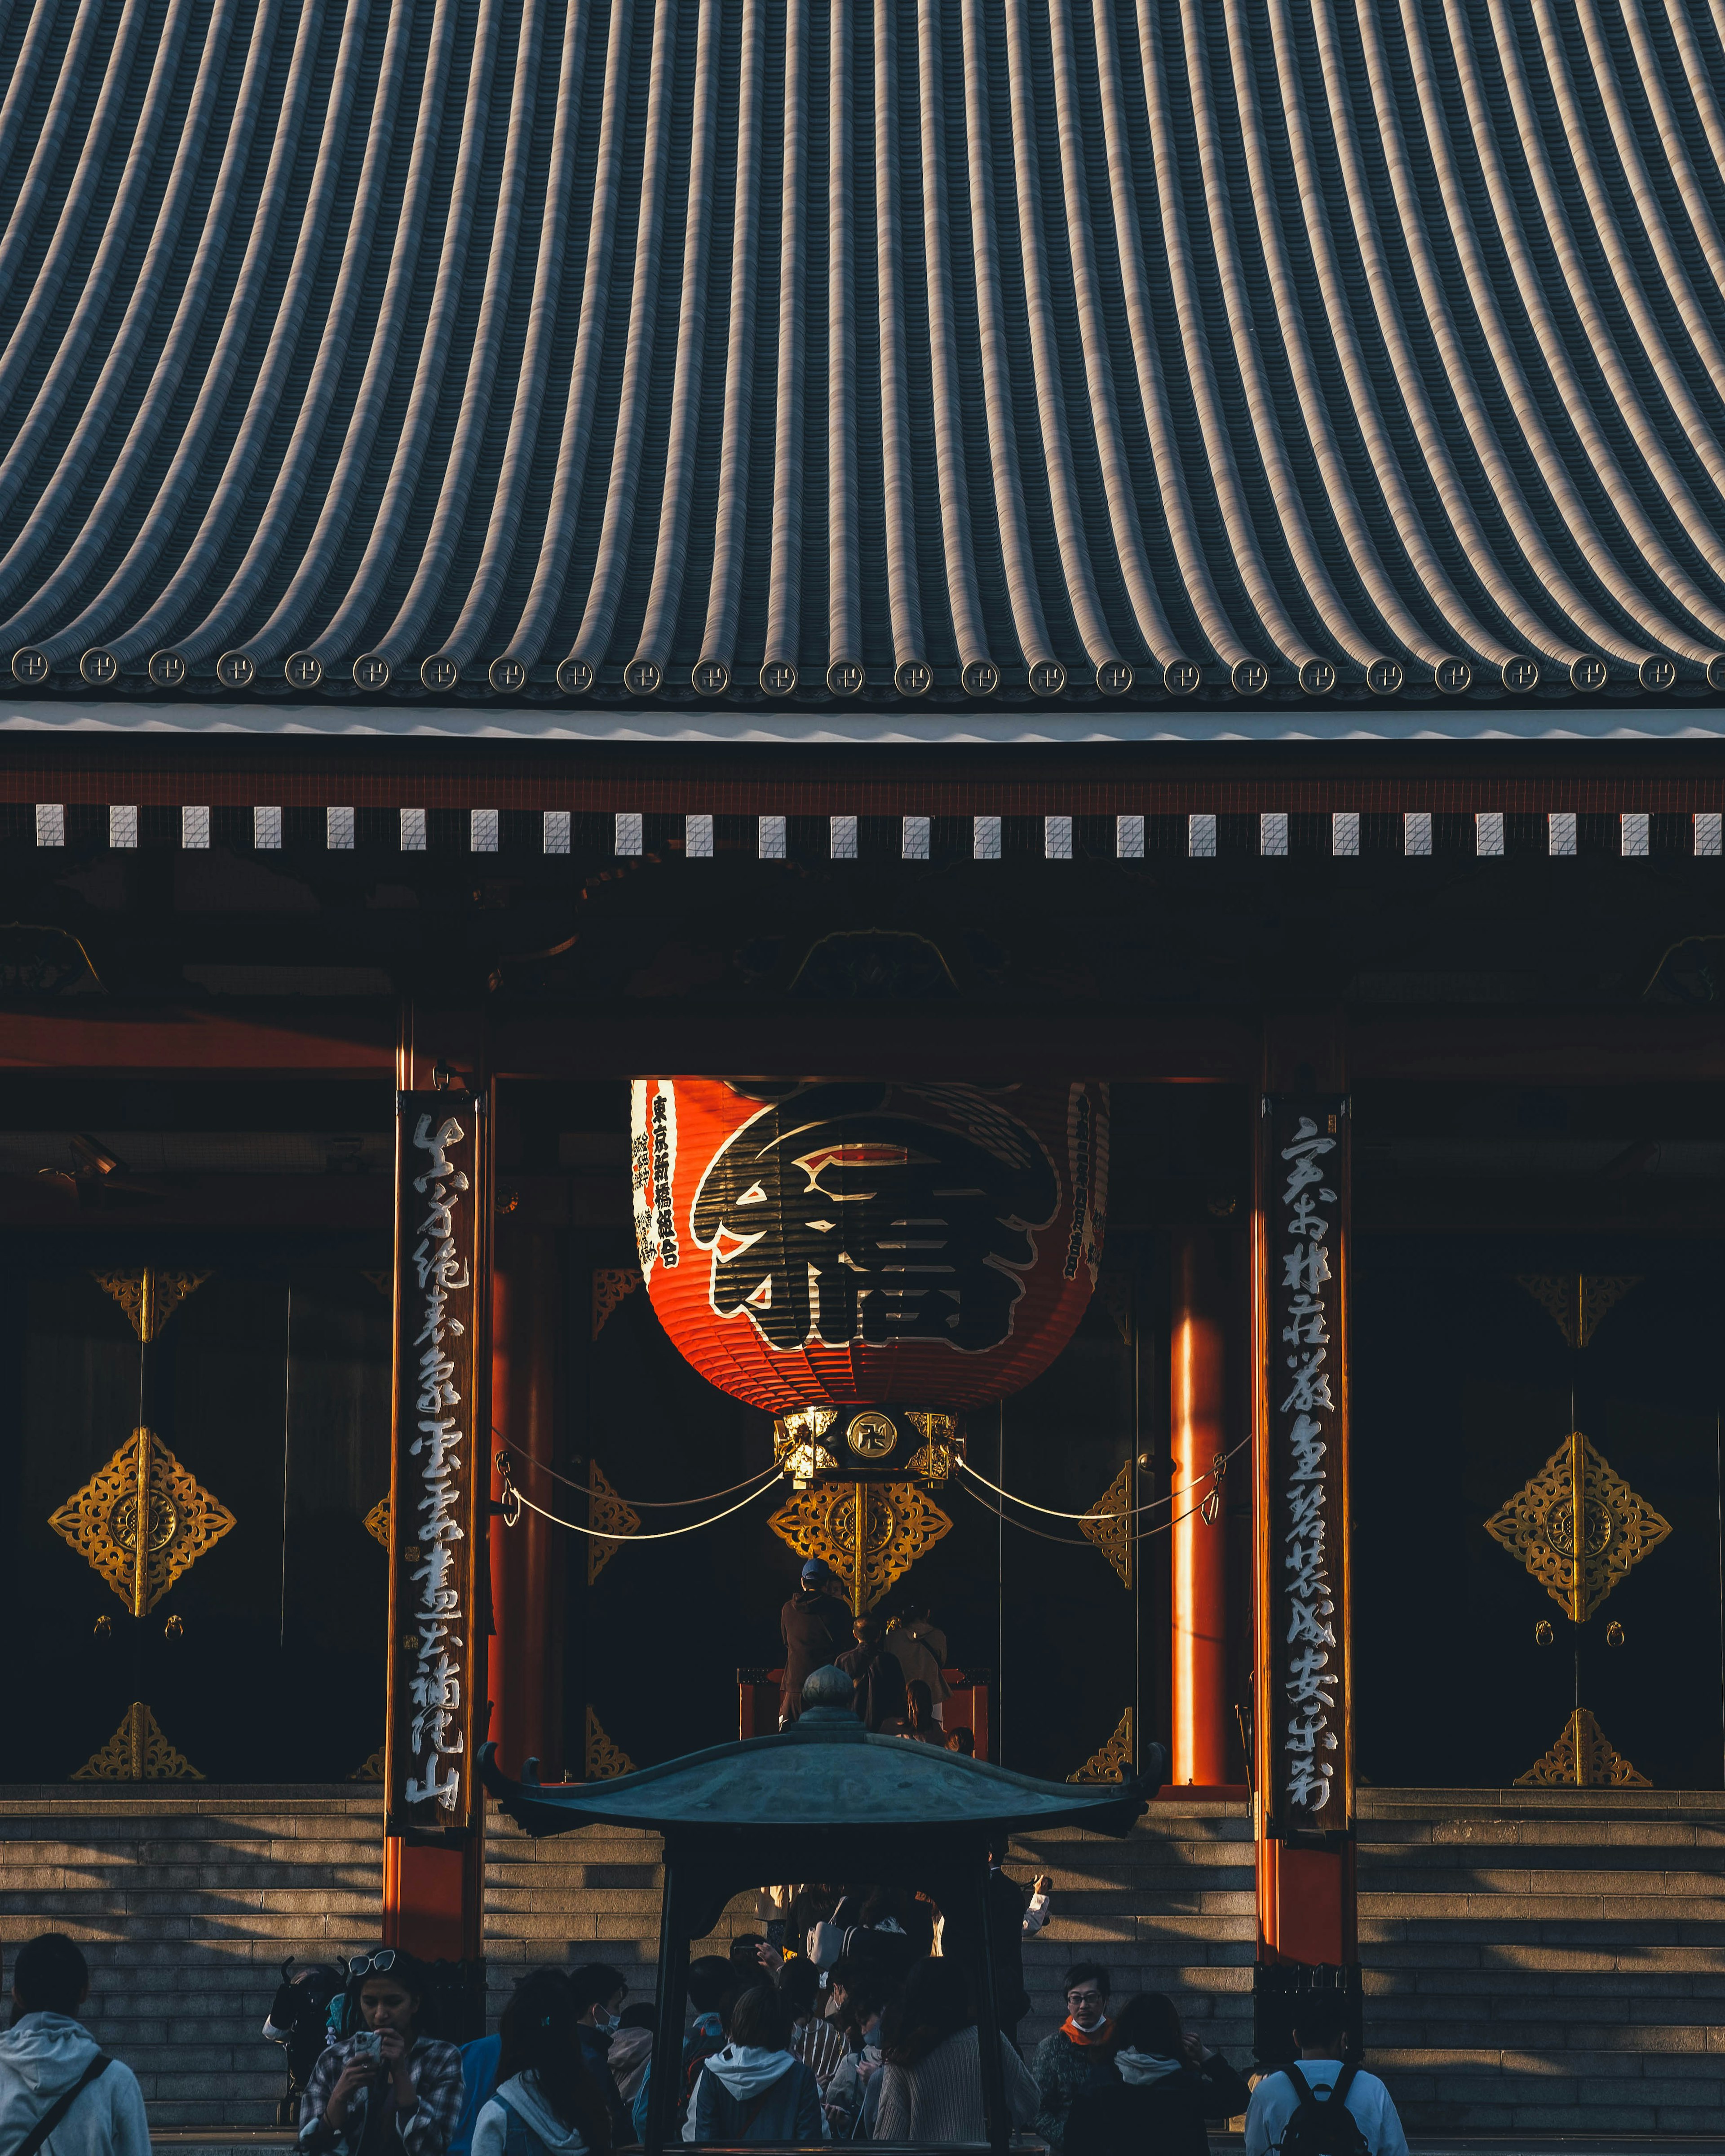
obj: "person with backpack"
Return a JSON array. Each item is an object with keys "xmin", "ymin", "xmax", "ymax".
[
  {"xmin": 470, "ymin": 1982, "xmax": 613, "ymax": 2156},
  {"xmin": 1066, "ymin": 1993, "xmax": 1251, "ymax": 2156},
  {"xmin": 265, "ymin": 1963, "xmax": 348, "ymax": 2129},
  {"xmin": 1243, "ymin": 1993, "xmax": 1408, "ymax": 2156},
  {"xmin": 299, "ymin": 1950, "xmax": 465, "ymax": 2156},
  {"xmin": 0, "ymin": 1933, "xmax": 149, "ymax": 2156},
  {"xmin": 687, "ymin": 1987, "xmax": 823, "ymax": 2143}
]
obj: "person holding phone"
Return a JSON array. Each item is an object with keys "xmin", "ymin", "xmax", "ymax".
[{"xmin": 300, "ymin": 1952, "xmax": 464, "ymax": 2156}]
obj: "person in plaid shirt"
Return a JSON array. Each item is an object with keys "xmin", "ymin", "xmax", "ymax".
[{"xmin": 299, "ymin": 1953, "xmax": 465, "ymax": 2156}]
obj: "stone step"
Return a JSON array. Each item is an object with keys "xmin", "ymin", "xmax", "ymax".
[{"xmin": 1357, "ymin": 1789, "xmax": 1725, "ymax": 2136}]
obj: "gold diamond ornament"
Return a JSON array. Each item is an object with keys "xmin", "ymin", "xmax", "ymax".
[
  {"xmin": 73, "ymin": 1701, "xmax": 203, "ymax": 1781},
  {"xmin": 587, "ymin": 1461, "xmax": 641, "ymax": 1585},
  {"xmin": 770, "ymin": 1480, "xmax": 952, "ymax": 1612},
  {"xmin": 585, "ymin": 1706, "xmax": 636, "ymax": 1779},
  {"xmin": 91, "ymin": 1267, "xmax": 212, "ymax": 1342},
  {"xmin": 1515, "ymin": 1273, "xmax": 1641, "ymax": 1350},
  {"xmin": 1517, "ymin": 1707, "xmax": 1648, "ymax": 1789},
  {"xmin": 1079, "ymin": 1461, "xmax": 1134, "ymax": 1589},
  {"xmin": 591, "ymin": 1268, "xmax": 641, "ymax": 1339},
  {"xmin": 363, "ymin": 1495, "xmax": 392, "ymax": 1549},
  {"xmin": 1485, "ymin": 1431, "xmax": 1670, "ymax": 1624},
  {"xmin": 1069, "ymin": 1707, "xmax": 1135, "ymax": 1784},
  {"xmin": 49, "ymin": 1426, "xmax": 236, "ymax": 1615}
]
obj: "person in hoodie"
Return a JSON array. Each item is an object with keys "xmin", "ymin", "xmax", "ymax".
[
  {"xmin": 0, "ymin": 1932, "xmax": 149, "ymax": 2156},
  {"xmin": 299, "ymin": 1951, "xmax": 464, "ymax": 2156},
  {"xmin": 451, "ymin": 1972, "xmax": 571, "ymax": 2156},
  {"xmin": 687, "ymin": 1986, "xmax": 823, "ymax": 2143},
  {"xmin": 1065, "ymin": 1994, "xmax": 1251, "ymax": 2156},
  {"xmin": 834, "ymin": 1617, "xmax": 906, "ymax": 1734},
  {"xmin": 780, "ymin": 1560, "xmax": 852, "ymax": 1725},
  {"xmin": 471, "ymin": 1980, "xmax": 613, "ymax": 2156}
]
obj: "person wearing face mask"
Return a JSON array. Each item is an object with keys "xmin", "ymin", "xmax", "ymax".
[
  {"xmin": 1066, "ymin": 1994, "xmax": 1250, "ymax": 2156},
  {"xmin": 1031, "ymin": 1965, "xmax": 1116, "ymax": 2155},
  {"xmin": 299, "ymin": 1951, "xmax": 464, "ymax": 2156},
  {"xmin": 568, "ymin": 1966, "xmax": 632, "ymax": 2151},
  {"xmin": 818, "ymin": 1955, "xmax": 891, "ymax": 2139}
]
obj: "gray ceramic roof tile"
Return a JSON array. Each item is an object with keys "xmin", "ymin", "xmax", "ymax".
[{"xmin": 2, "ymin": 0, "xmax": 1725, "ymax": 704}]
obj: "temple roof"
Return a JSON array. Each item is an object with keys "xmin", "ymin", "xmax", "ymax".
[
  {"xmin": 479, "ymin": 1714, "xmax": 1153, "ymax": 1838},
  {"xmin": 4, "ymin": 0, "xmax": 1725, "ymax": 709}
]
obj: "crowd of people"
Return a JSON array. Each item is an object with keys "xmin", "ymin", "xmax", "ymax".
[
  {"xmin": 0, "ymin": 1913, "xmax": 1407, "ymax": 2156},
  {"xmin": 0, "ymin": 1598, "xmax": 1407, "ymax": 2156}
]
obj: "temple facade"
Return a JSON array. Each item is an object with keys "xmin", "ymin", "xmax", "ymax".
[{"xmin": 1, "ymin": 0, "xmax": 1725, "ymax": 2138}]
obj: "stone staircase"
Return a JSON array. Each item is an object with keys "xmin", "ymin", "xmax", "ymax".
[
  {"xmin": 0, "ymin": 1787, "xmax": 381, "ymax": 2131},
  {"xmin": 1358, "ymin": 1786, "xmax": 1725, "ymax": 2137},
  {"xmin": 485, "ymin": 1795, "xmax": 1257, "ymax": 2056},
  {"xmin": 9, "ymin": 1780, "xmax": 1719, "ymax": 2141}
]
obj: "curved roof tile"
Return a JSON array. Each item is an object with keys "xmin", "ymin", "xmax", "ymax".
[{"xmin": 4, "ymin": 0, "xmax": 1725, "ymax": 703}]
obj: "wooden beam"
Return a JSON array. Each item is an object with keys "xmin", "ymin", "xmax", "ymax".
[
  {"xmin": 0, "ymin": 1174, "xmax": 392, "ymax": 1227},
  {"xmin": 488, "ymin": 1002, "xmax": 1259, "ymax": 1080},
  {"xmin": 1348, "ymin": 1007, "xmax": 1725, "ymax": 1083},
  {"xmin": 0, "ymin": 1002, "xmax": 396, "ymax": 1077},
  {"xmin": 5, "ymin": 998, "xmax": 1723, "ymax": 1086}
]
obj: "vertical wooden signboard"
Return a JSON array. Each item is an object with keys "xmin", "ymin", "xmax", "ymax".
[
  {"xmin": 386, "ymin": 1094, "xmax": 488, "ymax": 1843},
  {"xmin": 1262, "ymin": 1096, "xmax": 1351, "ymax": 1842}
]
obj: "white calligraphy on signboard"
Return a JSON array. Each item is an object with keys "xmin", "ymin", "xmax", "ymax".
[
  {"xmin": 1278, "ymin": 1113, "xmax": 1338, "ymax": 1817},
  {"xmin": 405, "ymin": 1112, "xmax": 471, "ymax": 1814}
]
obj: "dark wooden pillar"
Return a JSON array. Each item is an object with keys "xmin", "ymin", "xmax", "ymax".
[
  {"xmin": 1254, "ymin": 1015, "xmax": 1358, "ymax": 2056},
  {"xmin": 381, "ymin": 1007, "xmax": 490, "ymax": 1991},
  {"xmin": 491, "ymin": 1218, "xmax": 565, "ymax": 1777}
]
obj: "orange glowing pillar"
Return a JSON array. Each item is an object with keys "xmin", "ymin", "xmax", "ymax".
[{"xmin": 1171, "ymin": 1228, "xmax": 1229, "ymax": 1785}]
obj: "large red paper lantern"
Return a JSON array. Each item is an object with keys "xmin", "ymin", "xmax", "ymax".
[{"xmin": 631, "ymin": 1079, "xmax": 1107, "ymax": 1416}]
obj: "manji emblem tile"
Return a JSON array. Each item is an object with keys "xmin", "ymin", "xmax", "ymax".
[
  {"xmin": 50, "ymin": 1426, "xmax": 236, "ymax": 1616},
  {"xmin": 770, "ymin": 1481, "xmax": 951, "ymax": 1613},
  {"xmin": 1484, "ymin": 1431, "xmax": 1670, "ymax": 1625}
]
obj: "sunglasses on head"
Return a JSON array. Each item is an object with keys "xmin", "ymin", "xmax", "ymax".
[{"xmin": 349, "ymin": 1953, "xmax": 401, "ymax": 1978}]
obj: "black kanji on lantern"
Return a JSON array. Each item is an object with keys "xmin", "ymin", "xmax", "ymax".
[{"xmin": 690, "ymin": 1083, "xmax": 1060, "ymax": 1351}]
